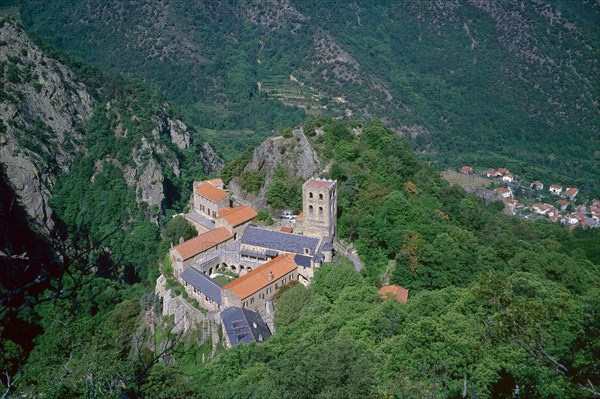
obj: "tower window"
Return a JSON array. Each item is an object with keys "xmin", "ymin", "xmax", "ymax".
[
  {"xmin": 319, "ymin": 206, "xmax": 323, "ymax": 215},
  {"xmin": 309, "ymin": 192, "xmax": 314, "ymax": 199},
  {"xmin": 319, "ymin": 193, "xmax": 323, "ymax": 200},
  {"xmin": 309, "ymin": 205, "xmax": 314, "ymax": 214}
]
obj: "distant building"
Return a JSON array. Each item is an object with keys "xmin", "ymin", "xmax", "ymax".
[
  {"xmin": 502, "ymin": 174, "xmax": 513, "ymax": 183},
  {"xmin": 460, "ymin": 166, "xmax": 473, "ymax": 174},
  {"xmin": 497, "ymin": 168, "xmax": 509, "ymax": 175},
  {"xmin": 494, "ymin": 187, "xmax": 512, "ymax": 198},
  {"xmin": 564, "ymin": 187, "xmax": 579, "ymax": 201},
  {"xmin": 379, "ymin": 285, "xmax": 409, "ymax": 303},
  {"xmin": 180, "ymin": 266, "xmax": 222, "ymax": 311},
  {"xmin": 530, "ymin": 181, "xmax": 544, "ymax": 190},
  {"xmin": 549, "ymin": 185, "xmax": 563, "ymax": 195},
  {"xmin": 556, "ymin": 199, "xmax": 569, "ymax": 211}
]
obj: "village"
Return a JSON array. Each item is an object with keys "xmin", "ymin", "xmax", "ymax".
[
  {"xmin": 457, "ymin": 166, "xmax": 600, "ymax": 229},
  {"xmin": 156, "ymin": 177, "xmax": 408, "ymax": 349}
]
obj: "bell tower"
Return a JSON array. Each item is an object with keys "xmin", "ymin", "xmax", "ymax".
[{"xmin": 300, "ymin": 178, "xmax": 337, "ymax": 239}]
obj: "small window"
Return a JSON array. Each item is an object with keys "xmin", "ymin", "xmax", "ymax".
[
  {"xmin": 319, "ymin": 206, "xmax": 323, "ymax": 215},
  {"xmin": 309, "ymin": 192, "xmax": 314, "ymax": 199},
  {"xmin": 319, "ymin": 193, "xmax": 323, "ymax": 200},
  {"xmin": 304, "ymin": 248, "xmax": 310, "ymax": 255},
  {"xmin": 309, "ymin": 205, "xmax": 314, "ymax": 214}
]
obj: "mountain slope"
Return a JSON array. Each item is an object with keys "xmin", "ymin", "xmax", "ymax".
[
  {"xmin": 17, "ymin": 0, "xmax": 600, "ymax": 191},
  {"xmin": 0, "ymin": 19, "xmax": 222, "ymax": 233}
]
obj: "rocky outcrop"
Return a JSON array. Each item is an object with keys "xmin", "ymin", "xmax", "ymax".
[
  {"xmin": 0, "ymin": 20, "xmax": 94, "ymax": 231},
  {"xmin": 229, "ymin": 128, "xmax": 320, "ymax": 208},
  {"xmin": 0, "ymin": 19, "xmax": 223, "ymax": 231}
]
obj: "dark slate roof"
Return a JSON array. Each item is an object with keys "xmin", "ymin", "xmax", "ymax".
[
  {"xmin": 241, "ymin": 226, "xmax": 320, "ymax": 255},
  {"xmin": 221, "ymin": 307, "xmax": 271, "ymax": 346},
  {"xmin": 180, "ymin": 267, "xmax": 222, "ymax": 305},
  {"xmin": 321, "ymin": 242, "xmax": 333, "ymax": 251},
  {"xmin": 294, "ymin": 254, "xmax": 312, "ymax": 268}
]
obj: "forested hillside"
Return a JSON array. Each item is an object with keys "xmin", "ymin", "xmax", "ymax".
[
  {"xmin": 14, "ymin": 0, "xmax": 600, "ymax": 191},
  {"xmin": 0, "ymin": 2, "xmax": 599, "ymax": 398}
]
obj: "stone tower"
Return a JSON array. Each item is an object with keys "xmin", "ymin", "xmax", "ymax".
[{"xmin": 300, "ymin": 178, "xmax": 337, "ymax": 239}]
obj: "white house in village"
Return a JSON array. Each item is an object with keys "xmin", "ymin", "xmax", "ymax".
[{"xmin": 549, "ymin": 185, "xmax": 563, "ymax": 195}]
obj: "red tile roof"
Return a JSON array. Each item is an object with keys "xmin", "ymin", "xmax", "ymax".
[
  {"xmin": 556, "ymin": 200, "xmax": 569, "ymax": 206},
  {"xmin": 218, "ymin": 206, "xmax": 257, "ymax": 227},
  {"xmin": 550, "ymin": 185, "xmax": 562, "ymax": 190},
  {"xmin": 195, "ymin": 182, "xmax": 228, "ymax": 203},
  {"xmin": 280, "ymin": 226, "xmax": 293, "ymax": 233},
  {"xmin": 565, "ymin": 187, "xmax": 579, "ymax": 197},
  {"xmin": 223, "ymin": 255, "xmax": 297, "ymax": 300},
  {"xmin": 379, "ymin": 285, "xmax": 409, "ymax": 303},
  {"xmin": 297, "ymin": 212, "xmax": 304, "ymax": 220},
  {"xmin": 173, "ymin": 227, "xmax": 233, "ymax": 261}
]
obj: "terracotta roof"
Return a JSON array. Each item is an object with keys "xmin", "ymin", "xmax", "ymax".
[
  {"xmin": 379, "ymin": 285, "xmax": 409, "ymax": 303},
  {"xmin": 494, "ymin": 187, "xmax": 511, "ymax": 194},
  {"xmin": 497, "ymin": 168, "xmax": 509, "ymax": 174},
  {"xmin": 532, "ymin": 181, "xmax": 543, "ymax": 186},
  {"xmin": 461, "ymin": 166, "xmax": 473, "ymax": 173},
  {"xmin": 173, "ymin": 227, "xmax": 233, "ymax": 261},
  {"xmin": 207, "ymin": 178, "xmax": 224, "ymax": 186},
  {"xmin": 222, "ymin": 255, "xmax": 297, "ymax": 300},
  {"xmin": 565, "ymin": 187, "xmax": 579, "ymax": 196},
  {"xmin": 297, "ymin": 212, "xmax": 304, "ymax": 220},
  {"xmin": 218, "ymin": 206, "xmax": 257, "ymax": 227},
  {"xmin": 280, "ymin": 226, "xmax": 293, "ymax": 233},
  {"xmin": 550, "ymin": 185, "xmax": 562, "ymax": 190},
  {"xmin": 305, "ymin": 179, "xmax": 335, "ymax": 190},
  {"xmin": 195, "ymin": 182, "xmax": 228, "ymax": 203},
  {"xmin": 556, "ymin": 200, "xmax": 569, "ymax": 206}
]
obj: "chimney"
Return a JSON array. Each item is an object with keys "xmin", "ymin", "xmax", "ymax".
[
  {"xmin": 179, "ymin": 236, "xmax": 184, "ymax": 244},
  {"xmin": 269, "ymin": 272, "xmax": 273, "ymax": 281}
]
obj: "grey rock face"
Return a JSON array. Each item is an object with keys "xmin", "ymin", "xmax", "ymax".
[
  {"xmin": 229, "ymin": 128, "xmax": 320, "ymax": 208},
  {"xmin": 0, "ymin": 21, "xmax": 94, "ymax": 231}
]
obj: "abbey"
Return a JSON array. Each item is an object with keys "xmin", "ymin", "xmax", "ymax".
[{"xmin": 160, "ymin": 177, "xmax": 337, "ymax": 347}]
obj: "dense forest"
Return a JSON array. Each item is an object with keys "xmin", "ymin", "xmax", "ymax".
[
  {"xmin": 2, "ymin": 114, "xmax": 599, "ymax": 397},
  {"xmin": 13, "ymin": 0, "xmax": 600, "ymax": 192},
  {"xmin": 0, "ymin": 2, "xmax": 599, "ymax": 398}
]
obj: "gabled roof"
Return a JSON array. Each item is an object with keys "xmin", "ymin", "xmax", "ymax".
[
  {"xmin": 180, "ymin": 267, "xmax": 222, "ymax": 304},
  {"xmin": 556, "ymin": 200, "xmax": 569, "ymax": 206},
  {"xmin": 565, "ymin": 187, "xmax": 579, "ymax": 196},
  {"xmin": 222, "ymin": 255, "xmax": 297, "ymax": 300},
  {"xmin": 195, "ymin": 181, "xmax": 228, "ymax": 203},
  {"xmin": 305, "ymin": 179, "xmax": 335, "ymax": 190},
  {"xmin": 241, "ymin": 226, "xmax": 320, "ymax": 255},
  {"xmin": 173, "ymin": 227, "xmax": 233, "ymax": 261},
  {"xmin": 494, "ymin": 187, "xmax": 511, "ymax": 194},
  {"xmin": 531, "ymin": 181, "xmax": 543, "ymax": 186},
  {"xmin": 379, "ymin": 285, "xmax": 409, "ymax": 303},
  {"xmin": 221, "ymin": 307, "xmax": 271, "ymax": 346},
  {"xmin": 218, "ymin": 206, "xmax": 258, "ymax": 227},
  {"xmin": 550, "ymin": 185, "xmax": 562, "ymax": 190}
]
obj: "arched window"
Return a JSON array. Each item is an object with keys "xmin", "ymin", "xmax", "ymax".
[
  {"xmin": 309, "ymin": 192, "xmax": 314, "ymax": 199},
  {"xmin": 309, "ymin": 205, "xmax": 314, "ymax": 214},
  {"xmin": 319, "ymin": 193, "xmax": 323, "ymax": 200},
  {"xmin": 319, "ymin": 206, "xmax": 323, "ymax": 215}
]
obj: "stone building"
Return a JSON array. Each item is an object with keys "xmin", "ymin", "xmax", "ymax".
[
  {"xmin": 193, "ymin": 180, "xmax": 230, "ymax": 219},
  {"xmin": 180, "ymin": 266, "xmax": 222, "ymax": 311},
  {"xmin": 295, "ymin": 178, "xmax": 337, "ymax": 239},
  {"xmin": 216, "ymin": 205, "xmax": 257, "ymax": 239},
  {"xmin": 221, "ymin": 255, "xmax": 298, "ymax": 313},
  {"xmin": 170, "ymin": 227, "xmax": 233, "ymax": 278},
  {"xmin": 220, "ymin": 307, "xmax": 271, "ymax": 348}
]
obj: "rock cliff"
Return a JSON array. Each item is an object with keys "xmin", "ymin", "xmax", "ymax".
[
  {"xmin": 228, "ymin": 128, "xmax": 320, "ymax": 208},
  {"xmin": 0, "ymin": 20, "xmax": 94, "ymax": 231},
  {"xmin": 0, "ymin": 19, "xmax": 222, "ymax": 230}
]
